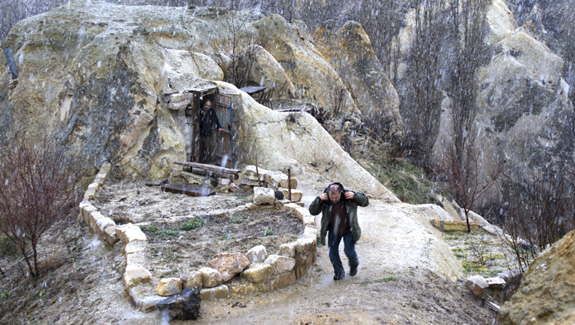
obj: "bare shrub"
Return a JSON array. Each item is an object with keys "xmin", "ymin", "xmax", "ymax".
[
  {"xmin": 0, "ymin": 134, "xmax": 79, "ymax": 277},
  {"xmin": 501, "ymin": 174, "xmax": 575, "ymax": 272},
  {"xmin": 441, "ymin": 133, "xmax": 505, "ymax": 232},
  {"xmin": 213, "ymin": 14, "xmax": 261, "ymax": 89}
]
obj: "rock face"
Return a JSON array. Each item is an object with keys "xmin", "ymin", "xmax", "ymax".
[
  {"xmin": 251, "ymin": 14, "xmax": 358, "ymax": 113},
  {"xmin": 390, "ymin": 0, "xmax": 575, "ymax": 207},
  {"xmin": 237, "ymin": 44, "xmax": 295, "ymax": 100},
  {"xmin": 233, "ymin": 89, "xmax": 398, "ymax": 201},
  {"xmin": 313, "ymin": 20, "xmax": 404, "ymax": 143},
  {"xmin": 0, "ymin": 2, "xmax": 400, "ymax": 202},
  {"xmin": 499, "ymin": 231, "xmax": 575, "ymax": 324}
]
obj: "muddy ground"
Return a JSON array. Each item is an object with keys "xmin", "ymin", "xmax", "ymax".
[
  {"xmin": 0, "ymin": 223, "xmax": 497, "ymax": 324},
  {"xmin": 0, "ymin": 176, "xmax": 501, "ymax": 324},
  {"xmin": 94, "ymin": 182, "xmax": 303, "ymax": 279}
]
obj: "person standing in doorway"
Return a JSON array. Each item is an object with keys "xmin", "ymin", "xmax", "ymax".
[
  {"xmin": 198, "ymin": 100, "xmax": 224, "ymax": 164},
  {"xmin": 309, "ymin": 182, "xmax": 369, "ymax": 280}
]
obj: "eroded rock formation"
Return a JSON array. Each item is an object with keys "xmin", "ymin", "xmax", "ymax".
[
  {"xmin": 0, "ymin": 1, "xmax": 400, "ymax": 199},
  {"xmin": 499, "ymin": 231, "xmax": 575, "ymax": 324}
]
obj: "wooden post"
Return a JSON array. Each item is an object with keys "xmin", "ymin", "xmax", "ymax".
[{"xmin": 288, "ymin": 168, "xmax": 292, "ymax": 201}]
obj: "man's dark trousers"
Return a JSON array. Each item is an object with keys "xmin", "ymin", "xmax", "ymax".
[{"xmin": 328, "ymin": 230, "xmax": 359, "ymax": 278}]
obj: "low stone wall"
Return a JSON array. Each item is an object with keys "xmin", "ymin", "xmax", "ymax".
[{"xmin": 79, "ymin": 163, "xmax": 318, "ymax": 312}]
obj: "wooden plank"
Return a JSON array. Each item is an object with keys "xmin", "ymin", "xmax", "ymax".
[
  {"xmin": 161, "ymin": 184, "xmax": 215, "ymax": 197},
  {"xmin": 239, "ymin": 86, "xmax": 266, "ymax": 95},
  {"xmin": 174, "ymin": 161, "xmax": 240, "ymax": 174}
]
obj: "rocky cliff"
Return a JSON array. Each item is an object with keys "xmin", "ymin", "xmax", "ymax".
[
  {"xmin": 0, "ymin": 1, "xmax": 399, "ymax": 199},
  {"xmin": 418, "ymin": 0, "xmax": 574, "ymax": 206}
]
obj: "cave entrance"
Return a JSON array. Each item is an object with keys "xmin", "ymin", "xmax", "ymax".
[{"xmin": 164, "ymin": 85, "xmax": 233, "ymax": 169}]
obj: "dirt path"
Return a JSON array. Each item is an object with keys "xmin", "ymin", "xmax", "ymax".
[{"xmin": 192, "ymin": 177, "xmax": 496, "ymax": 324}]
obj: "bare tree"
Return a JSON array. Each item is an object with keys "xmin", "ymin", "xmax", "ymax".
[
  {"xmin": 501, "ymin": 174, "xmax": 575, "ymax": 272},
  {"xmin": 441, "ymin": 0, "xmax": 497, "ymax": 232},
  {"xmin": 0, "ymin": 134, "xmax": 78, "ymax": 277},
  {"xmin": 213, "ymin": 14, "xmax": 261, "ymax": 88},
  {"xmin": 399, "ymin": 0, "xmax": 447, "ymax": 163},
  {"xmin": 442, "ymin": 133, "xmax": 505, "ymax": 232}
]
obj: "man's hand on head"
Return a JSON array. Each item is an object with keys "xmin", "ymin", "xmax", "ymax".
[
  {"xmin": 319, "ymin": 193, "xmax": 328, "ymax": 201},
  {"xmin": 344, "ymin": 191, "xmax": 355, "ymax": 200}
]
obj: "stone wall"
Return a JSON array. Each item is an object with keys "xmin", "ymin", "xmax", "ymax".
[{"xmin": 79, "ymin": 163, "xmax": 318, "ymax": 312}]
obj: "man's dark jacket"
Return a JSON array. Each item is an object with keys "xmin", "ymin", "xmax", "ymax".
[
  {"xmin": 199, "ymin": 108, "xmax": 221, "ymax": 137},
  {"xmin": 309, "ymin": 183, "xmax": 369, "ymax": 245}
]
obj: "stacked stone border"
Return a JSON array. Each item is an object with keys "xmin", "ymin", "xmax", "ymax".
[{"xmin": 78, "ymin": 163, "xmax": 318, "ymax": 312}]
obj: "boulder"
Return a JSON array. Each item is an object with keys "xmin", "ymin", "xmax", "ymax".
[
  {"xmin": 123, "ymin": 265, "xmax": 153, "ymax": 288},
  {"xmin": 292, "ymin": 207, "xmax": 310, "ymax": 220},
  {"xmin": 103, "ymin": 225, "xmax": 119, "ymax": 246},
  {"xmin": 116, "ymin": 224, "xmax": 147, "ymax": 243},
  {"xmin": 499, "ymin": 231, "xmax": 575, "ymax": 324},
  {"xmin": 242, "ymin": 263, "xmax": 274, "ymax": 283},
  {"xmin": 264, "ymin": 255, "xmax": 296, "ymax": 275},
  {"xmin": 280, "ymin": 188, "xmax": 302, "ymax": 202},
  {"xmin": 465, "ymin": 275, "xmax": 489, "ymax": 298},
  {"xmin": 79, "ymin": 201, "xmax": 97, "ymax": 225},
  {"xmin": 278, "ymin": 242, "xmax": 297, "ymax": 258},
  {"xmin": 271, "ymin": 271, "xmax": 296, "ymax": 290},
  {"xmin": 181, "ymin": 272, "xmax": 203, "ymax": 290},
  {"xmin": 207, "ymin": 253, "xmax": 251, "ymax": 282},
  {"xmin": 246, "ymin": 245, "xmax": 268, "ymax": 264},
  {"xmin": 125, "ymin": 241, "xmax": 147, "ymax": 254},
  {"xmin": 197, "ymin": 267, "xmax": 223, "ymax": 288},
  {"xmin": 84, "ymin": 183, "xmax": 100, "ymax": 201},
  {"xmin": 279, "ymin": 177, "xmax": 297, "ymax": 190},
  {"xmin": 302, "ymin": 215, "xmax": 316, "ymax": 227},
  {"xmin": 264, "ymin": 171, "xmax": 287, "ymax": 188},
  {"xmin": 229, "ymin": 283, "xmax": 267, "ymax": 296},
  {"xmin": 284, "ymin": 203, "xmax": 302, "ymax": 212},
  {"xmin": 126, "ymin": 251, "xmax": 147, "ymax": 268},
  {"xmin": 302, "ymin": 226, "xmax": 318, "ymax": 239},
  {"xmin": 157, "ymin": 287, "xmax": 201, "ymax": 321},
  {"xmin": 253, "ymin": 187, "xmax": 276, "ymax": 205},
  {"xmin": 200, "ymin": 285, "xmax": 230, "ymax": 300},
  {"xmin": 157, "ymin": 278, "xmax": 183, "ymax": 296},
  {"xmin": 243, "ymin": 165, "xmax": 268, "ymax": 182},
  {"xmin": 87, "ymin": 210, "xmax": 104, "ymax": 234}
]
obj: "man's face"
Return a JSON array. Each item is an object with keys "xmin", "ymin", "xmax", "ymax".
[
  {"xmin": 329, "ymin": 186, "xmax": 342, "ymax": 203},
  {"xmin": 203, "ymin": 101, "xmax": 211, "ymax": 111}
]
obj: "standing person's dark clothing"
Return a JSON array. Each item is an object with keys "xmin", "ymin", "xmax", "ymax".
[
  {"xmin": 309, "ymin": 182, "xmax": 369, "ymax": 280},
  {"xmin": 199, "ymin": 107, "xmax": 221, "ymax": 138},
  {"xmin": 198, "ymin": 101, "xmax": 222, "ymax": 164}
]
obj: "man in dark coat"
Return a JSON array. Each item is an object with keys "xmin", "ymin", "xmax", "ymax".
[
  {"xmin": 309, "ymin": 182, "xmax": 369, "ymax": 280},
  {"xmin": 198, "ymin": 100, "xmax": 224, "ymax": 163}
]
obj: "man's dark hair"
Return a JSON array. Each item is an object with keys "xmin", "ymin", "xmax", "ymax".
[{"xmin": 329, "ymin": 183, "xmax": 343, "ymax": 193}]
